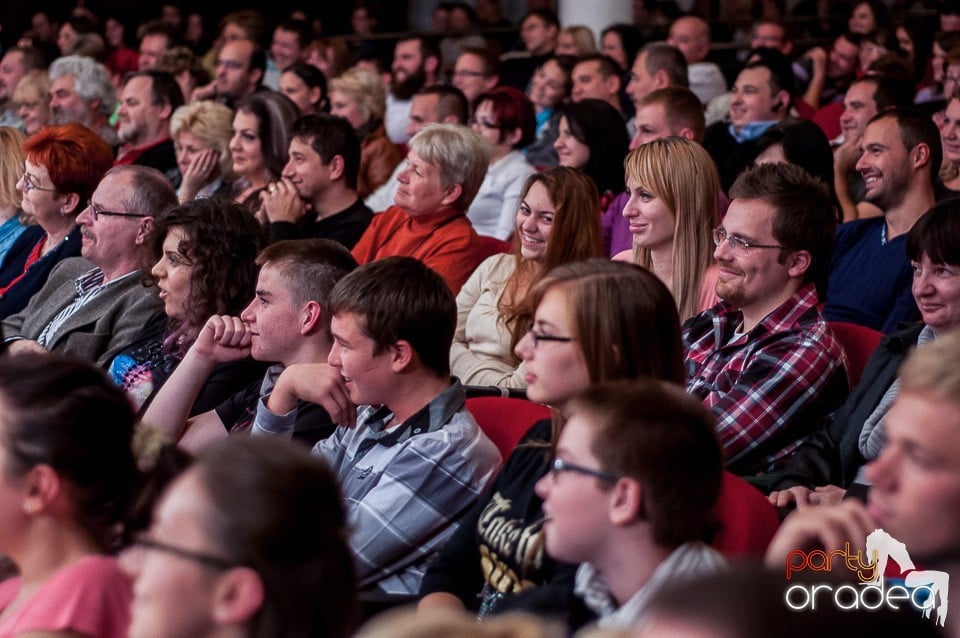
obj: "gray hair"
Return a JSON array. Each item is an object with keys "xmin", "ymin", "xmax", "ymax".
[
  {"xmin": 49, "ymin": 55, "xmax": 116, "ymax": 117},
  {"xmin": 104, "ymin": 165, "xmax": 178, "ymax": 218},
  {"xmin": 407, "ymin": 123, "xmax": 489, "ymax": 212}
]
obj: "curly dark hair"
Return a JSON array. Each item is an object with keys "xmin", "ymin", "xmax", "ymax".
[{"xmin": 146, "ymin": 198, "xmax": 265, "ymax": 334}]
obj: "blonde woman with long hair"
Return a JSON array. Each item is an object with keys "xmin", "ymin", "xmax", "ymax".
[{"xmin": 615, "ymin": 137, "xmax": 721, "ymax": 321}]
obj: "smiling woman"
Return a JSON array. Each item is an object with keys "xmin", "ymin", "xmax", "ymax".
[
  {"xmin": 107, "ymin": 198, "xmax": 265, "ymax": 414},
  {"xmin": 450, "ymin": 167, "xmax": 602, "ymax": 388}
]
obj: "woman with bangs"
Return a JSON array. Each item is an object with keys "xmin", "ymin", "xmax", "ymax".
[
  {"xmin": 171, "ymin": 100, "xmax": 235, "ymax": 203},
  {"xmin": 422, "ymin": 259, "xmax": 685, "ymax": 617},
  {"xmin": 467, "ymin": 87, "xmax": 537, "ymax": 240},
  {"xmin": 451, "ymin": 167, "xmax": 602, "ymax": 388},
  {"xmin": 0, "ymin": 124, "xmax": 114, "ymax": 320},
  {"xmin": 615, "ymin": 137, "xmax": 721, "ymax": 321}
]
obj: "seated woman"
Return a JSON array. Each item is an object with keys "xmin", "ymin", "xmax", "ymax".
[
  {"xmin": 419, "ymin": 259, "xmax": 685, "ymax": 617},
  {"xmin": 767, "ymin": 198, "xmax": 960, "ymax": 507},
  {"xmin": 614, "ymin": 137, "xmax": 720, "ymax": 321},
  {"xmin": 0, "ymin": 354, "xmax": 140, "ymax": 637},
  {"xmin": 280, "ymin": 61, "xmax": 329, "ymax": 117},
  {"xmin": 555, "ymin": 25, "xmax": 596, "ymax": 57},
  {"xmin": 0, "ymin": 123, "xmax": 114, "ymax": 320},
  {"xmin": 0, "ymin": 128, "xmax": 27, "ymax": 263},
  {"xmin": 329, "ymin": 67, "xmax": 401, "ymax": 199},
  {"xmin": 451, "ymin": 167, "xmax": 602, "ymax": 388},
  {"xmin": 230, "ymin": 92, "xmax": 299, "ymax": 210},
  {"xmin": 467, "ymin": 87, "xmax": 537, "ymax": 240},
  {"xmin": 13, "ymin": 71, "xmax": 52, "ymax": 136},
  {"xmin": 525, "ymin": 55, "xmax": 576, "ymax": 169},
  {"xmin": 351, "ymin": 123, "xmax": 491, "ymax": 295},
  {"xmin": 553, "ymin": 99, "xmax": 629, "ymax": 208},
  {"xmin": 938, "ymin": 91, "xmax": 960, "ymax": 194},
  {"xmin": 109, "ymin": 198, "xmax": 265, "ymax": 415},
  {"xmin": 171, "ymin": 100, "xmax": 235, "ymax": 203},
  {"xmin": 124, "ymin": 436, "xmax": 358, "ymax": 638}
]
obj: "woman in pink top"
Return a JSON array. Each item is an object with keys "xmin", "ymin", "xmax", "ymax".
[
  {"xmin": 615, "ymin": 137, "xmax": 721, "ymax": 321},
  {"xmin": 0, "ymin": 355, "xmax": 138, "ymax": 638}
]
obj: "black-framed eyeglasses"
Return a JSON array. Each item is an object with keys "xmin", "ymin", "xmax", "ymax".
[
  {"xmin": 87, "ymin": 200, "xmax": 149, "ymax": 221},
  {"xmin": 132, "ymin": 533, "xmax": 237, "ymax": 570},
  {"xmin": 549, "ymin": 457, "xmax": 620, "ymax": 483},
  {"xmin": 526, "ymin": 323, "xmax": 573, "ymax": 348},
  {"xmin": 712, "ymin": 227, "xmax": 787, "ymax": 256},
  {"xmin": 20, "ymin": 162, "xmax": 57, "ymax": 193}
]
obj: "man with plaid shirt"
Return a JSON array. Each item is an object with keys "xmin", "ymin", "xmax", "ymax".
[{"xmin": 683, "ymin": 163, "xmax": 849, "ymax": 476}]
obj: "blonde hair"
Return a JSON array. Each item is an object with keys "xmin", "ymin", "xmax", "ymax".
[
  {"xmin": 624, "ymin": 137, "xmax": 719, "ymax": 321},
  {"xmin": 899, "ymin": 330, "xmax": 960, "ymax": 403},
  {"xmin": 13, "ymin": 70, "xmax": 51, "ymax": 106},
  {"xmin": 408, "ymin": 123, "xmax": 490, "ymax": 212},
  {"xmin": 170, "ymin": 100, "xmax": 236, "ymax": 179},
  {"xmin": 0, "ymin": 127, "xmax": 26, "ymax": 211},
  {"xmin": 329, "ymin": 67, "xmax": 386, "ymax": 123},
  {"xmin": 560, "ymin": 25, "xmax": 597, "ymax": 55},
  {"xmin": 356, "ymin": 608, "xmax": 564, "ymax": 638}
]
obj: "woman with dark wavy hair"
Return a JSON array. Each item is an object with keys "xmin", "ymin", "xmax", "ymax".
[
  {"xmin": 108, "ymin": 198, "xmax": 265, "ymax": 413},
  {"xmin": 553, "ymin": 99, "xmax": 629, "ymax": 204}
]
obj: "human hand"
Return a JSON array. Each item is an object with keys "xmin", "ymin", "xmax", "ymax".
[
  {"xmin": 765, "ymin": 499, "xmax": 875, "ymax": 568},
  {"xmin": 258, "ymin": 178, "xmax": 307, "ymax": 224},
  {"xmin": 804, "ymin": 46, "xmax": 828, "ymax": 75},
  {"xmin": 179, "ymin": 149, "xmax": 220, "ymax": 202},
  {"xmin": 268, "ymin": 363, "xmax": 356, "ymax": 426},
  {"xmin": 189, "ymin": 81, "xmax": 217, "ymax": 103},
  {"xmin": 6, "ymin": 339, "xmax": 48, "ymax": 356},
  {"xmin": 834, "ymin": 135, "xmax": 862, "ymax": 173},
  {"xmin": 191, "ymin": 315, "xmax": 253, "ymax": 363}
]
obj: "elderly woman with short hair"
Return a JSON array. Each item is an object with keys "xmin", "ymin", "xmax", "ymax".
[
  {"xmin": 329, "ymin": 67, "xmax": 401, "ymax": 199},
  {"xmin": 351, "ymin": 123, "xmax": 490, "ymax": 294}
]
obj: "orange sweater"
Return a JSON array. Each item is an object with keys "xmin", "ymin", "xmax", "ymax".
[{"xmin": 352, "ymin": 206, "xmax": 485, "ymax": 294}]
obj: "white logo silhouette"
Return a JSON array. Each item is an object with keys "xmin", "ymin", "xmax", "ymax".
[{"xmin": 865, "ymin": 529, "xmax": 949, "ymax": 627}]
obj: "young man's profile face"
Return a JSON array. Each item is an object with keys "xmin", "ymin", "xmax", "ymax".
[
  {"xmin": 535, "ymin": 412, "xmax": 613, "ymax": 565},
  {"xmin": 328, "ymin": 312, "xmax": 393, "ymax": 406},
  {"xmin": 865, "ymin": 391, "xmax": 960, "ymax": 561},
  {"xmin": 239, "ymin": 264, "xmax": 302, "ymax": 364}
]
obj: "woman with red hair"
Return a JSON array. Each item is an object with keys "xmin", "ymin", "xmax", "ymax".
[
  {"xmin": 467, "ymin": 87, "xmax": 537, "ymax": 240},
  {"xmin": 0, "ymin": 124, "xmax": 114, "ymax": 319}
]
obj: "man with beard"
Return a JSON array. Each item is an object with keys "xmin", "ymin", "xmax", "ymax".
[
  {"xmin": 683, "ymin": 163, "xmax": 848, "ymax": 476},
  {"xmin": 48, "ymin": 55, "xmax": 118, "ymax": 147},
  {"xmin": 114, "ymin": 71, "xmax": 183, "ymax": 181},
  {"xmin": 385, "ymin": 35, "xmax": 440, "ymax": 144},
  {"xmin": 823, "ymin": 109, "xmax": 938, "ymax": 333}
]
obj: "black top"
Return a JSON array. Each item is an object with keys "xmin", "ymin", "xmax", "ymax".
[
  {"xmin": 419, "ymin": 418, "xmax": 577, "ymax": 615},
  {"xmin": 268, "ymin": 197, "xmax": 373, "ymax": 249},
  {"xmin": 0, "ymin": 225, "xmax": 82, "ymax": 321}
]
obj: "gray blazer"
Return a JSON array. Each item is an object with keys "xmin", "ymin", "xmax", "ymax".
[{"xmin": 1, "ymin": 257, "xmax": 163, "ymax": 369}]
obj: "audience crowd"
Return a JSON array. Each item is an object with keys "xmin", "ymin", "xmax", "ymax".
[{"xmin": 1, "ymin": 1, "xmax": 960, "ymax": 636}]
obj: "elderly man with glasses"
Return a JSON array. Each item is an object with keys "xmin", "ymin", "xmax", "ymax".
[{"xmin": 2, "ymin": 165, "xmax": 174, "ymax": 368}]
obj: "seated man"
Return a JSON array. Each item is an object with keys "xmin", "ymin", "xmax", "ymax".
[
  {"xmin": 767, "ymin": 199, "xmax": 960, "ymax": 507},
  {"xmin": 352, "ymin": 124, "xmax": 490, "ymax": 294},
  {"xmin": 666, "ymin": 16, "xmax": 726, "ymax": 105},
  {"xmin": 765, "ymin": 331, "xmax": 960, "ymax": 637},
  {"xmin": 505, "ymin": 380, "xmax": 725, "ymax": 631},
  {"xmin": 254, "ymin": 256, "xmax": 501, "ymax": 602},
  {"xmin": 142, "ymin": 239, "xmax": 358, "ymax": 452},
  {"xmin": 1, "ymin": 166, "xmax": 172, "ymax": 368},
  {"xmin": 258, "ymin": 114, "xmax": 373, "ymax": 248},
  {"xmin": 683, "ymin": 163, "xmax": 848, "ymax": 475},
  {"xmin": 823, "ymin": 109, "xmax": 936, "ymax": 332}
]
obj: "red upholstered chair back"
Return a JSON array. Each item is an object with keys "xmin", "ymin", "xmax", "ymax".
[
  {"xmin": 465, "ymin": 397, "xmax": 551, "ymax": 458},
  {"xmin": 710, "ymin": 472, "xmax": 780, "ymax": 557},
  {"xmin": 828, "ymin": 321, "xmax": 884, "ymax": 387},
  {"xmin": 475, "ymin": 235, "xmax": 512, "ymax": 262}
]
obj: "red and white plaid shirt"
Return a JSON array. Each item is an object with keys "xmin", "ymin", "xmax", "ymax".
[{"xmin": 683, "ymin": 283, "xmax": 849, "ymax": 475}]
